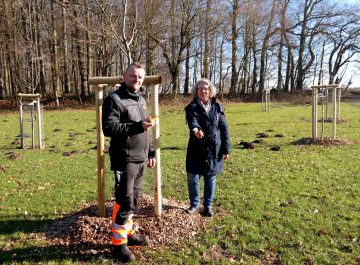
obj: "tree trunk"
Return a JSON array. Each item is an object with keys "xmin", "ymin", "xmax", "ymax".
[
  {"xmin": 50, "ymin": 0, "xmax": 60, "ymax": 106},
  {"xmin": 184, "ymin": 42, "xmax": 191, "ymax": 94},
  {"xmin": 277, "ymin": 0, "xmax": 290, "ymax": 91},
  {"xmin": 277, "ymin": 36, "xmax": 283, "ymax": 90},
  {"xmin": 318, "ymin": 41, "xmax": 325, "ymax": 85},
  {"xmin": 62, "ymin": 5, "xmax": 70, "ymax": 94},
  {"xmin": 259, "ymin": 0, "xmax": 276, "ymax": 92},
  {"xmin": 73, "ymin": 7, "xmax": 86, "ymax": 100},
  {"xmin": 284, "ymin": 46, "xmax": 291, "ymax": 92},
  {"xmin": 202, "ymin": 0, "xmax": 211, "ymax": 79},
  {"xmin": 219, "ymin": 37, "xmax": 224, "ymax": 98},
  {"xmin": 85, "ymin": 0, "xmax": 92, "ymax": 95},
  {"xmin": 229, "ymin": 0, "xmax": 239, "ymax": 97},
  {"xmin": 35, "ymin": 0, "xmax": 46, "ymax": 95},
  {"xmin": 251, "ymin": 22, "xmax": 258, "ymax": 94}
]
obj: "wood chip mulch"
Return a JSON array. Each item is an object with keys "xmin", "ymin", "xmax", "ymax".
[
  {"xmin": 31, "ymin": 195, "xmax": 209, "ymax": 259},
  {"xmin": 292, "ymin": 137, "xmax": 354, "ymax": 146}
]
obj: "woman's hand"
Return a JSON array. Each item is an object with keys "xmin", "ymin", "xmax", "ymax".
[{"xmin": 193, "ymin": 128, "xmax": 204, "ymax": 139}]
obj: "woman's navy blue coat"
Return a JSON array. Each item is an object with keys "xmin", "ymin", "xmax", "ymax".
[{"xmin": 185, "ymin": 98, "xmax": 230, "ymax": 176}]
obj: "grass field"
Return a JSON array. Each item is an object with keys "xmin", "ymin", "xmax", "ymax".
[{"xmin": 0, "ymin": 100, "xmax": 359, "ymax": 264}]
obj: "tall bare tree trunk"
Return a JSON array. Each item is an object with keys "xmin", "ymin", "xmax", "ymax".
[
  {"xmin": 85, "ymin": 0, "xmax": 92, "ymax": 95},
  {"xmin": 219, "ymin": 36, "xmax": 225, "ymax": 98},
  {"xmin": 71, "ymin": 35, "xmax": 79, "ymax": 97},
  {"xmin": 184, "ymin": 41, "xmax": 191, "ymax": 94},
  {"xmin": 259, "ymin": 0, "xmax": 276, "ymax": 92},
  {"xmin": 295, "ymin": 0, "xmax": 318, "ymax": 90},
  {"xmin": 73, "ymin": 7, "xmax": 86, "ymax": 100},
  {"xmin": 50, "ymin": 0, "xmax": 60, "ymax": 106},
  {"xmin": 242, "ymin": 19, "xmax": 252, "ymax": 94},
  {"xmin": 229, "ymin": 0, "xmax": 239, "ymax": 97},
  {"xmin": 318, "ymin": 41, "xmax": 325, "ymax": 85},
  {"xmin": 284, "ymin": 46, "xmax": 291, "ymax": 91},
  {"xmin": 277, "ymin": 36, "xmax": 283, "ymax": 90},
  {"xmin": 35, "ymin": 0, "xmax": 46, "ymax": 95},
  {"xmin": 62, "ymin": 5, "xmax": 70, "ymax": 94},
  {"xmin": 251, "ymin": 21, "xmax": 258, "ymax": 94},
  {"xmin": 202, "ymin": 0, "xmax": 211, "ymax": 79}
]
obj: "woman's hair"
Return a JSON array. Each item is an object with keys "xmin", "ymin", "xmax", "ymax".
[{"xmin": 191, "ymin": 78, "xmax": 217, "ymax": 98}]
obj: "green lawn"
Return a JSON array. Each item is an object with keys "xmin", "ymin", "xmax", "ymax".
[{"xmin": 0, "ymin": 101, "xmax": 359, "ymax": 264}]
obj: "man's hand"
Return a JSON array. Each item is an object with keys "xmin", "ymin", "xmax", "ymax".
[
  {"xmin": 148, "ymin": 158, "xmax": 156, "ymax": 168},
  {"xmin": 142, "ymin": 119, "xmax": 155, "ymax": 131},
  {"xmin": 147, "ymin": 116, "xmax": 158, "ymax": 124}
]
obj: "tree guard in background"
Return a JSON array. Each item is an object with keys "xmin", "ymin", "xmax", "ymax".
[
  {"xmin": 311, "ymin": 84, "xmax": 342, "ymax": 139},
  {"xmin": 261, "ymin": 89, "xmax": 271, "ymax": 111},
  {"xmin": 88, "ymin": 76, "xmax": 162, "ymax": 217},
  {"xmin": 18, "ymin": 93, "xmax": 44, "ymax": 149}
]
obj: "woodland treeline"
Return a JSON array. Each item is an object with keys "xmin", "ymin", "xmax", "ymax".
[{"xmin": 0, "ymin": 0, "xmax": 360, "ymax": 104}]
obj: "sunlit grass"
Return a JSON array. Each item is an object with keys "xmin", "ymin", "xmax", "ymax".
[{"xmin": 0, "ymin": 101, "xmax": 359, "ymax": 264}]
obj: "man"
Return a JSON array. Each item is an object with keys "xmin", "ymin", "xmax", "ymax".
[{"xmin": 102, "ymin": 63, "xmax": 156, "ymax": 263}]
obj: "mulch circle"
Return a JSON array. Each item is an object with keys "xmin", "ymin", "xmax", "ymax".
[
  {"xmin": 31, "ymin": 195, "xmax": 209, "ymax": 260},
  {"xmin": 292, "ymin": 137, "xmax": 354, "ymax": 146}
]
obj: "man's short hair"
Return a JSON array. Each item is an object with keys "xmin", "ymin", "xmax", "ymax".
[{"xmin": 125, "ymin": 63, "xmax": 145, "ymax": 73}]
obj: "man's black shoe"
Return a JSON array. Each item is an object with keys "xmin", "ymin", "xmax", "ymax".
[
  {"xmin": 112, "ymin": 244, "xmax": 135, "ymax": 263},
  {"xmin": 203, "ymin": 208, "xmax": 214, "ymax": 217},
  {"xmin": 186, "ymin": 207, "xmax": 199, "ymax": 214},
  {"xmin": 128, "ymin": 234, "xmax": 150, "ymax": 246}
]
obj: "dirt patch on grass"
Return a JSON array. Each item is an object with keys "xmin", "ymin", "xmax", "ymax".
[
  {"xmin": 62, "ymin": 150, "xmax": 84, "ymax": 156},
  {"xmin": 292, "ymin": 137, "xmax": 354, "ymax": 146},
  {"xmin": 6, "ymin": 151, "xmax": 20, "ymax": 160},
  {"xmin": 30, "ymin": 194, "xmax": 209, "ymax": 262},
  {"xmin": 0, "ymin": 164, "xmax": 7, "ymax": 171}
]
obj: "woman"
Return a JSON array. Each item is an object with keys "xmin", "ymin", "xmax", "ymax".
[{"xmin": 184, "ymin": 78, "xmax": 230, "ymax": 217}]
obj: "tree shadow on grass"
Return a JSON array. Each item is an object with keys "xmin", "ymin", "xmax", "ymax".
[
  {"xmin": 0, "ymin": 218, "xmax": 51, "ymax": 235},
  {"xmin": 161, "ymin": 146, "xmax": 184, "ymax": 151},
  {"xmin": 1, "ymin": 243, "xmax": 111, "ymax": 264}
]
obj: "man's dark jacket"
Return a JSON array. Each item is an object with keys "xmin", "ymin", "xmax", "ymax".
[
  {"xmin": 102, "ymin": 83, "xmax": 154, "ymax": 170},
  {"xmin": 185, "ymin": 98, "xmax": 230, "ymax": 176}
]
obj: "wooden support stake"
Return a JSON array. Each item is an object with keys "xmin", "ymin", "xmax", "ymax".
[
  {"xmin": 337, "ymin": 88, "xmax": 341, "ymax": 120},
  {"xmin": 36, "ymin": 97, "xmax": 43, "ymax": 149},
  {"xmin": 151, "ymin": 84, "xmax": 162, "ymax": 217},
  {"xmin": 31, "ymin": 106, "xmax": 35, "ymax": 149},
  {"xmin": 332, "ymin": 87, "xmax": 337, "ymax": 139},
  {"xmin": 95, "ymin": 85, "xmax": 105, "ymax": 217},
  {"xmin": 312, "ymin": 87, "xmax": 318, "ymax": 138},
  {"xmin": 19, "ymin": 102, "xmax": 24, "ymax": 149}
]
